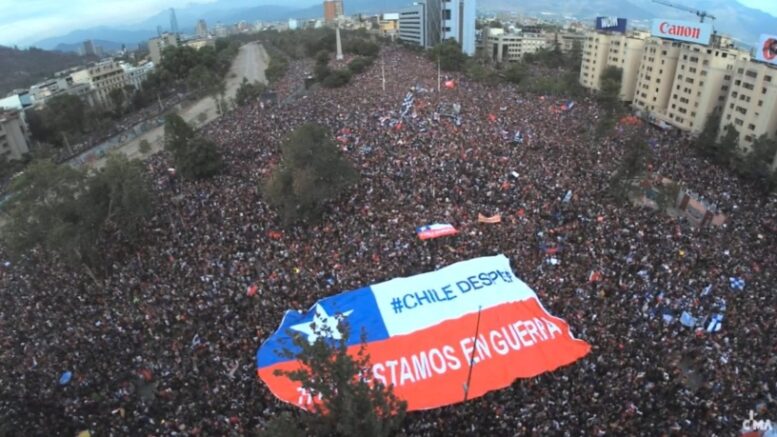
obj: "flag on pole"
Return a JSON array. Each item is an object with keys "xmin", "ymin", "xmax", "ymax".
[
  {"xmin": 477, "ymin": 213, "xmax": 502, "ymax": 224},
  {"xmin": 444, "ymin": 80, "xmax": 456, "ymax": 89},
  {"xmin": 416, "ymin": 223, "xmax": 459, "ymax": 240}
]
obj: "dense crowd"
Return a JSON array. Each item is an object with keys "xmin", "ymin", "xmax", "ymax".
[{"xmin": 1, "ymin": 45, "xmax": 775, "ymax": 436}]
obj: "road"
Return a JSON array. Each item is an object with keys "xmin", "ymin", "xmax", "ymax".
[{"xmin": 88, "ymin": 42, "xmax": 269, "ymax": 168}]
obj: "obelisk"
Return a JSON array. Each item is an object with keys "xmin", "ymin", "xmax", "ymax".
[{"xmin": 335, "ymin": 25, "xmax": 344, "ymax": 61}]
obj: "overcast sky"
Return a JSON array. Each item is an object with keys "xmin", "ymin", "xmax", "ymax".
[{"xmin": 1, "ymin": 0, "xmax": 776, "ymax": 46}]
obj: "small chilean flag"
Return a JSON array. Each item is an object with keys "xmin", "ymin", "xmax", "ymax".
[{"xmin": 416, "ymin": 223, "xmax": 458, "ymax": 240}]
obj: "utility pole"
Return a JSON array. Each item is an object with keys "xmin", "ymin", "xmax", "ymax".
[
  {"xmin": 463, "ymin": 305, "xmax": 483, "ymax": 402},
  {"xmin": 381, "ymin": 56, "xmax": 386, "ymax": 92},
  {"xmin": 437, "ymin": 56, "xmax": 441, "ymax": 92}
]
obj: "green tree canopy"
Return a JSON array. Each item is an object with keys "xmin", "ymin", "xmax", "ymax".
[
  {"xmin": 264, "ymin": 124, "xmax": 358, "ymax": 224},
  {"xmin": 164, "ymin": 114, "xmax": 223, "ymax": 179},
  {"xmin": 429, "ymin": 39, "xmax": 468, "ymax": 72},
  {"xmin": 262, "ymin": 322, "xmax": 407, "ymax": 437},
  {"xmin": 235, "ymin": 78, "xmax": 267, "ymax": 106},
  {"xmin": 1, "ymin": 156, "xmax": 154, "ymax": 274}
]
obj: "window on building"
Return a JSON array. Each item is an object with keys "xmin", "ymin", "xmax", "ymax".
[
  {"xmin": 748, "ymin": 124, "xmax": 756, "ymax": 131},
  {"xmin": 765, "ymin": 75, "xmax": 772, "ymax": 82}
]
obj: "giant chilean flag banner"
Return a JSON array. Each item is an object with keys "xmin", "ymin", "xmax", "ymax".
[{"xmin": 256, "ymin": 255, "xmax": 591, "ymax": 411}]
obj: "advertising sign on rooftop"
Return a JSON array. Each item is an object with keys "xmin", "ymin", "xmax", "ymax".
[
  {"xmin": 595, "ymin": 17, "xmax": 627, "ymax": 33},
  {"xmin": 755, "ymin": 34, "xmax": 777, "ymax": 66},
  {"xmin": 651, "ymin": 19, "xmax": 712, "ymax": 45}
]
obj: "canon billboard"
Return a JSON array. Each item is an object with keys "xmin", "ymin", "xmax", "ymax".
[
  {"xmin": 651, "ymin": 19, "xmax": 712, "ymax": 45},
  {"xmin": 755, "ymin": 34, "xmax": 777, "ymax": 66},
  {"xmin": 595, "ymin": 16, "xmax": 627, "ymax": 33}
]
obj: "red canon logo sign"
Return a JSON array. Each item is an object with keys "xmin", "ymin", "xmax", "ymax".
[{"xmin": 658, "ymin": 22, "xmax": 701, "ymax": 39}]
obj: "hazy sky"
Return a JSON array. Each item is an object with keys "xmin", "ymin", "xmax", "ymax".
[{"xmin": 0, "ymin": 0, "xmax": 776, "ymax": 46}]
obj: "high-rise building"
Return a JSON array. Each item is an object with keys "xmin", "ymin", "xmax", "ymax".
[
  {"xmin": 397, "ymin": 0, "xmax": 476, "ymax": 55},
  {"xmin": 0, "ymin": 111, "xmax": 30, "ymax": 161},
  {"xmin": 196, "ymin": 19, "xmax": 208, "ymax": 38},
  {"xmin": 632, "ymin": 37, "xmax": 683, "ymax": 116},
  {"xmin": 170, "ymin": 8, "xmax": 179, "ymax": 34},
  {"xmin": 81, "ymin": 40, "xmax": 96, "ymax": 56},
  {"xmin": 719, "ymin": 59, "xmax": 777, "ymax": 157},
  {"xmin": 148, "ymin": 33, "xmax": 179, "ymax": 64},
  {"xmin": 70, "ymin": 59, "xmax": 128, "ymax": 108},
  {"xmin": 441, "ymin": 0, "xmax": 476, "ymax": 55},
  {"xmin": 323, "ymin": 0, "xmax": 343, "ymax": 24},
  {"xmin": 398, "ymin": 5, "xmax": 426, "ymax": 48},
  {"xmin": 663, "ymin": 37, "xmax": 748, "ymax": 134},
  {"xmin": 484, "ymin": 28, "xmax": 548, "ymax": 63},
  {"xmin": 579, "ymin": 31, "xmax": 648, "ymax": 102}
]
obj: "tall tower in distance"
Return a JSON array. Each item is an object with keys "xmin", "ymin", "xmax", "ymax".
[
  {"xmin": 170, "ymin": 8, "xmax": 179, "ymax": 34},
  {"xmin": 196, "ymin": 19, "xmax": 208, "ymax": 38}
]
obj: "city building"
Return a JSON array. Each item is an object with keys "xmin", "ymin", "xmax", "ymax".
[
  {"xmin": 323, "ymin": 0, "xmax": 344, "ymax": 24},
  {"xmin": 288, "ymin": 18, "xmax": 299, "ymax": 30},
  {"xmin": 397, "ymin": 0, "xmax": 476, "ymax": 55},
  {"xmin": 484, "ymin": 28, "xmax": 547, "ymax": 63},
  {"xmin": 579, "ymin": 31, "xmax": 648, "ymax": 102},
  {"xmin": 170, "ymin": 8, "xmax": 179, "ymax": 35},
  {"xmin": 663, "ymin": 37, "xmax": 748, "ymax": 134},
  {"xmin": 398, "ymin": 5, "xmax": 426, "ymax": 48},
  {"xmin": 148, "ymin": 33, "xmax": 179, "ymax": 64},
  {"xmin": 81, "ymin": 40, "xmax": 97, "ymax": 56},
  {"xmin": 0, "ymin": 91, "xmax": 32, "ymax": 112},
  {"xmin": 632, "ymin": 37, "xmax": 683, "ymax": 117},
  {"xmin": 719, "ymin": 59, "xmax": 777, "ymax": 156},
  {"xmin": 196, "ymin": 19, "xmax": 208, "ymax": 38},
  {"xmin": 442, "ymin": 0, "xmax": 476, "ymax": 56},
  {"xmin": 0, "ymin": 111, "xmax": 30, "ymax": 161},
  {"xmin": 380, "ymin": 13, "xmax": 399, "ymax": 39},
  {"xmin": 121, "ymin": 61, "xmax": 155, "ymax": 90},
  {"xmin": 556, "ymin": 32, "xmax": 587, "ymax": 54},
  {"xmin": 70, "ymin": 59, "xmax": 128, "ymax": 107}
]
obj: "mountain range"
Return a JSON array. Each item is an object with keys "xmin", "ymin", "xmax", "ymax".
[{"xmin": 28, "ymin": 0, "xmax": 777, "ymax": 53}]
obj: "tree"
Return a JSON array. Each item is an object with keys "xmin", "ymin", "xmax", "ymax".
[
  {"xmin": 264, "ymin": 124, "xmax": 358, "ymax": 224},
  {"xmin": 108, "ymin": 87, "xmax": 126, "ymax": 115},
  {"xmin": 187, "ymin": 64, "xmax": 217, "ymax": 97},
  {"xmin": 235, "ymin": 78, "xmax": 266, "ymax": 106},
  {"xmin": 742, "ymin": 135, "xmax": 777, "ymax": 191},
  {"xmin": 598, "ymin": 66, "xmax": 622, "ymax": 111},
  {"xmin": 322, "ymin": 69, "xmax": 352, "ymax": 88},
  {"xmin": 138, "ymin": 139, "xmax": 151, "ymax": 154},
  {"xmin": 714, "ymin": 124, "xmax": 739, "ymax": 166},
  {"xmin": 428, "ymin": 39, "xmax": 468, "ymax": 72},
  {"xmin": 347, "ymin": 57, "xmax": 374, "ymax": 75},
  {"xmin": 1, "ymin": 156, "xmax": 154, "ymax": 277},
  {"xmin": 83, "ymin": 153, "xmax": 155, "ymax": 242},
  {"xmin": 610, "ymin": 134, "xmax": 653, "ymax": 201},
  {"xmin": 567, "ymin": 40, "xmax": 583, "ymax": 71},
  {"xmin": 694, "ymin": 112, "xmax": 721, "ymax": 157},
  {"xmin": 262, "ymin": 322, "xmax": 407, "ymax": 437},
  {"xmin": 164, "ymin": 114, "xmax": 223, "ymax": 179},
  {"xmin": 503, "ymin": 62, "xmax": 529, "ymax": 85}
]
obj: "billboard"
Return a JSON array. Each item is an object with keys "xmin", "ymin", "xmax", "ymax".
[
  {"xmin": 256, "ymin": 255, "xmax": 591, "ymax": 411},
  {"xmin": 651, "ymin": 19, "xmax": 712, "ymax": 45},
  {"xmin": 755, "ymin": 34, "xmax": 777, "ymax": 65},
  {"xmin": 595, "ymin": 16, "xmax": 627, "ymax": 33}
]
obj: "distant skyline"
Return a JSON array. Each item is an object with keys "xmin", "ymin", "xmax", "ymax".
[
  {"xmin": 0, "ymin": 0, "xmax": 776, "ymax": 47},
  {"xmin": 0, "ymin": 0, "xmax": 315, "ymax": 46}
]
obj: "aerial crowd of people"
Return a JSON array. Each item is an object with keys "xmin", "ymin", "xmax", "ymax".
[{"xmin": 0, "ymin": 44, "xmax": 775, "ymax": 436}]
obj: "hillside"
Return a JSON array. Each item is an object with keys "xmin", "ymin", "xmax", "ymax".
[{"xmin": 0, "ymin": 46, "xmax": 88, "ymax": 95}]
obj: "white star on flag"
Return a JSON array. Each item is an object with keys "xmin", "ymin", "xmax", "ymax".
[{"xmin": 290, "ymin": 303, "xmax": 353, "ymax": 344}]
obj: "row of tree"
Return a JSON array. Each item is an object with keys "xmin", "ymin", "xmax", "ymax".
[
  {"xmin": 27, "ymin": 37, "xmax": 243, "ymax": 152},
  {"xmin": 695, "ymin": 113, "xmax": 777, "ymax": 192}
]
